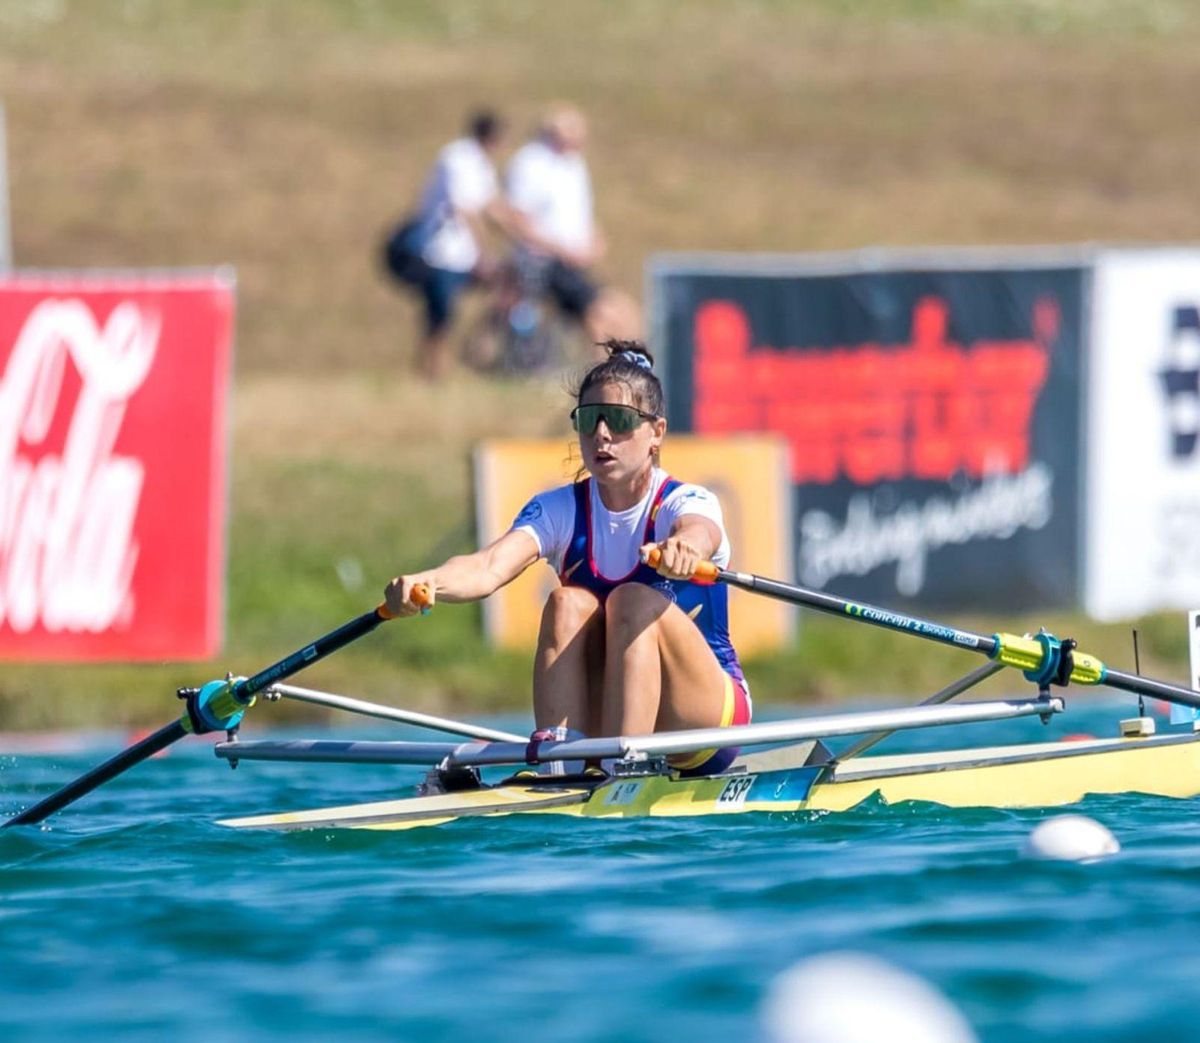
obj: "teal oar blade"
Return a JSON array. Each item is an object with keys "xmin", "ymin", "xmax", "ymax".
[{"xmin": 4, "ymin": 589, "xmax": 428, "ymax": 829}]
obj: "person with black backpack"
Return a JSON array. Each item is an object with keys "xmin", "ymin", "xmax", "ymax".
[{"xmin": 383, "ymin": 110, "xmax": 510, "ymax": 380}]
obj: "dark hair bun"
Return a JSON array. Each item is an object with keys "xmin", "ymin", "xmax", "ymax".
[
  {"xmin": 574, "ymin": 337, "xmax": 664, "ymax": 417},
  {"xmin": 601, "ymin": 338, "xmax": 654, "ymax": 369}
]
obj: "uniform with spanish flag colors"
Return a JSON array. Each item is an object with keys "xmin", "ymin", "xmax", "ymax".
[
  {"xmin": 512, "ymin": 468, "xmax": 751, "ymax": 773},
  {"xmin": 382, "ymin": 337, "xmax": 751, "ymax": 772}
]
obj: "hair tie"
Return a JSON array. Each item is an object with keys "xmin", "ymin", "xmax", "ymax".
[{"xmin": 617, "ymin": 350, "xmax": 652, "ymax": 372}]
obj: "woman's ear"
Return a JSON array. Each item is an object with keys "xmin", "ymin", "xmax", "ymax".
[{"xmin": 650, "ymin": 416, "xmax": 667, "ymax": 456}]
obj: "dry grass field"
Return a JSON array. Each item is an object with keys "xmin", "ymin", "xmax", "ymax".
[{"xmin": 2, "ymin": 0, "xmax": 1199, "ymax": 725}]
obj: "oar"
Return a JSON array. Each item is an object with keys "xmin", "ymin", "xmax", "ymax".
[
  {"xmin": 4, "ymin": 588, "xmax": 430, "ymax": 828},
  {"xmin": 645, "ymin": 550, "xmax": 1200, "ymax": 713}
]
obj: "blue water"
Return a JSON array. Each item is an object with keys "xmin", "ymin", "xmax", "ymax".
[{"xmin": 3, "ymin": 702, "xmax": 1200, "ymax": 1042}]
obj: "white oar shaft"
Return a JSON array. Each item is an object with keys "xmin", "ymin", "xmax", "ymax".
[
  {"xmin": 267, "ymin": 684, "xmax": 524, "ymax": 743},
  {"xmin": 215, "ymin": 696, "xmax": 1062, "ymax": 769}
]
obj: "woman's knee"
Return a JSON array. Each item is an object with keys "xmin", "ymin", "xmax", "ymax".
[
  {"xmin": 540, "ymin": 586, "xmax": 602, "ymax": 645},
  {"xmin": 605, "ymin": 583, "xmax": 669, "ymax": 641}
]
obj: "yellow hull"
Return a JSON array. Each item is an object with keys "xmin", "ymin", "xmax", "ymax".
[{"xmin": 219, "ymin": 730, "xmax": 1200, "ymax": 832}]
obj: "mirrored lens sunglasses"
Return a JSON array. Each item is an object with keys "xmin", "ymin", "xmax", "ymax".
[{"xmin": 570, "ymin": 403, "xmax": 658, "ymax": 435}]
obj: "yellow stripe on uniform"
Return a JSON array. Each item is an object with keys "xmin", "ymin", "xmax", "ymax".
[{"xmin": 667, "ymin": 675, "xmax": 737, "ymax": 770}]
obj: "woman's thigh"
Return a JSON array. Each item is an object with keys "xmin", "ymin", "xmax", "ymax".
[
  {"xmin": 606, "ymin": 583, "xmax": 730, "ymax": 732},
  {"xmin": 534, "ymin": 585, "xmax": 605, "ymax": 733},
  {"xmin": 655, "ymin": 603, "xmax": 733, "ymax": 731}
]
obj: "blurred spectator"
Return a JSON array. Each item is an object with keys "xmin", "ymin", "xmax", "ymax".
[
  {"xmin": 384, "ymin": 110, "xmax": 510, "ymax": 380},
  {"xmin": 504, "ymin": 104, "xmax": 641, "ymax": 347}
]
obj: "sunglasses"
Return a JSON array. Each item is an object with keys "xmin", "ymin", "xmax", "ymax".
[{"xmin": 570, "ymin": 403, "xmax": 658, "ymax": 436}]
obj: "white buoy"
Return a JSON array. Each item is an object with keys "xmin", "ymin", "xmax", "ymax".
[
  {"xmin": 762, "ymin": 951, "xmax": 979, "ymax": 1043},
  {"xmin": 1022, "ymin": 814, "xmax": 1120, "ymax": 862}
]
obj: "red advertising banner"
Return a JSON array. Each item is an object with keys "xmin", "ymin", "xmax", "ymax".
[{"xmin": 0, "ymin": 272, "xmax": 234, "ymax": 660}]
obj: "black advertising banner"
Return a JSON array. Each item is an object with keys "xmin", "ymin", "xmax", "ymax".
[{"xmin": 656, "ymin": 262, "xmax": 1087, "ymax": 611}]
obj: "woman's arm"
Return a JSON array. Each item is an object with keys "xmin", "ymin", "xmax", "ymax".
[{"xmin": 385, "ymin": 528, "xmax": 541, "ymax": 617}]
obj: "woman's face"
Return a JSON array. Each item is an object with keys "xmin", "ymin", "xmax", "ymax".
[{"xmin": 575, "ymin": 382, "xmax": 665, "ymax": 487}]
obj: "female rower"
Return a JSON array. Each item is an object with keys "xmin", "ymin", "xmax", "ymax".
[{"xmin": 384, "ymin": 339, "xmax": 750, "ymax": 773}]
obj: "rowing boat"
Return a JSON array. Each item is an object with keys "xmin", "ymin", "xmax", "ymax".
[
  {"xmin": 210, "ymin": 663, "xmax": 1200, "ymax": 831},
  {"xmin": 215, "ymin": 727, "xmax": 1200, "ymax": 832},
  {"xmin": 8, "ymin": 564, "xmax": 1200, "ymax": 832}
]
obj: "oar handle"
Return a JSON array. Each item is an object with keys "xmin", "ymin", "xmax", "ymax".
[
  {"xmin": 642, "ymin": 547, "xmax": 721, "ymax": 584},
  {"xmin": 375, "ymin": 582, "xmax": 433, "ymax": 621}
]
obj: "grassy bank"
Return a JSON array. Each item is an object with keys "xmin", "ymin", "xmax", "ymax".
[
  {"xmin": 1, "ymin": 372, "xmax": 1191, "ymax": 731},
  {"xmin": 2, "ymin": 1, "xmax": 1199, "ymax": 727}
]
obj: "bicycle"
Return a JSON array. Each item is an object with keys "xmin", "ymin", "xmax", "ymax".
[{"xmin": 460, "ymin": 252, "xmax": 577, "ymax": 375}]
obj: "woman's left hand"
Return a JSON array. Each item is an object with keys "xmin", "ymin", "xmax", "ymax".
[{"xmin": 642, "ymin": 537, "xmax": 702, "ymax": 580}]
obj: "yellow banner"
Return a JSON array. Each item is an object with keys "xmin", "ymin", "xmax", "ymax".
[{"xmin": 473, "ymin": 436, "xmax": 794, "ymax": 654}]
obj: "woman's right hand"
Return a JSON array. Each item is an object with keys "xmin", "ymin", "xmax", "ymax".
[{"xmin": 384, "ymin": 572, "xmax": 437, "ymax": 618}]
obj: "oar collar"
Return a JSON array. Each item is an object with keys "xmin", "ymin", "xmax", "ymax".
[{"xmin": 180, "ymin": 678, "xmax": 253, "ymax": 734}]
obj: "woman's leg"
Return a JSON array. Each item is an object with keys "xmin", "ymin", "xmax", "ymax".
[
  {"xmin": 599, "ymin": 583, "xmax": 729, "ymax": 736},
  {"xmin": 532, "ymin": 586, "xmax": 605, "ymax": 735}
]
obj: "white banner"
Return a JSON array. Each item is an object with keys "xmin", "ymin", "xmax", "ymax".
[{"xmin": 1086, "ymin": 250, "xmax": 1200, "ymax": 620}]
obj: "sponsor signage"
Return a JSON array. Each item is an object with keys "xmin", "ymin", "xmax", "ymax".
[
  {"xmin": 1086, "ymin": 250, "xmax": 1200, "ymax": 621},
  {"xmin": 473, "ymin": 436, "xmax": 794, "ymax": 652},
  {"xmin": 0, "ymin": 272, "xmax": 235, "ymax": 660},
  {"xmin": 654, "ymin": 256, "xmax": 1088, "ymax": 610}
]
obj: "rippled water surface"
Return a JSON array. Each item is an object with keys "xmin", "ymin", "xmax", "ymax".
[{"xmin": 3, "ymin": 704, "xmax": 1200, "ymax": 1042}]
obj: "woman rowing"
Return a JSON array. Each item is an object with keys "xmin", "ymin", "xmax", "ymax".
[{"xmin": 384, "ymin": 339, "xmax": 750, "ymax": 774}]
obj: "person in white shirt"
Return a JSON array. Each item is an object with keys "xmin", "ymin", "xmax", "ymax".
[
  {"xmin": 390, "ymin": 111, "xmax": 514, "ymax": 380},
  {"xmin": 503, "ymin": 105, "xmax": 642, "ymax": 347},
  {"xmin": 385, "ymin": 339, "xmax": 750, "ymax": 777}
]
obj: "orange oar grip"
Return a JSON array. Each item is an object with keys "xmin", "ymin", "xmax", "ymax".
[
  {"xmin": 643, "ymin": 547, "xmax": 720, "ymax": 584},
  {"xmin": 376, "ymin": 582, "xmax": 433, "ymax": 620}
]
